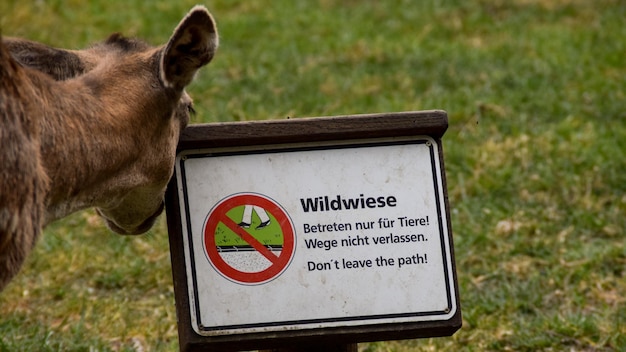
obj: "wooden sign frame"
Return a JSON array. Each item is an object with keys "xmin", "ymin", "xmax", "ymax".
[{"xmin": 165, "ymin": 110, "xmax": 461, "ymax": 352}]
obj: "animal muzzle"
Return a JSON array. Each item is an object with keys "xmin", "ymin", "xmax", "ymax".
[{"xmin": 96, "ymin": 201, "xmax": 165, "ymax": 235}]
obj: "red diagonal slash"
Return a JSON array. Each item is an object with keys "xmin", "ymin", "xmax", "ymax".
[{"xmin": 219, "ymin": 214, "xmax": 279, "ymax": 263}]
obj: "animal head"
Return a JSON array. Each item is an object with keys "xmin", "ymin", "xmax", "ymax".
[{"xmin": 4, "ymin": 6, "xmax": 218, "ymax": 235}]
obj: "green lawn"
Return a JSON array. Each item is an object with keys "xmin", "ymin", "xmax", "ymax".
[{"xmin": 1, "ymin": 0, "xmax": 625, "ymax": 351}]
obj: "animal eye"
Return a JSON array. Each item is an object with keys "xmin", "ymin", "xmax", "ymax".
[{"xmin": 187, "ymin": 104, "xmax": 196, "ymax": 115}]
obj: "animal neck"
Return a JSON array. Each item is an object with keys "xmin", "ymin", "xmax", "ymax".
[{"xmin": 28, "ymin": 71, "xmax": 177, "ymax": 224}]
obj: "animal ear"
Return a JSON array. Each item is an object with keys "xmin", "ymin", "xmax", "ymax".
[
  {"xmin": 3, "ymin": 38, "xmax": 85, "ymax": 80},
  {"xmin": 160, "ymin": 5, "xmax": 218, "ymax": 90}
]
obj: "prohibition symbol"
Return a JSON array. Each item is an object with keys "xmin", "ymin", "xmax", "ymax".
[{"xmin": 203, "ymin": 193, "xmax": 295, "ymax": 285}]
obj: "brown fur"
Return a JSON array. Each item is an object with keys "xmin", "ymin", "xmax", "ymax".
[{"xmin": 0, "ymin": 6, "xmax": 218, "ymax": 291}]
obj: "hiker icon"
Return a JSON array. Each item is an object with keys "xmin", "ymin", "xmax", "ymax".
[{"xmin": 238, "ymin": 205, "xmax": 271, "ymax": 230}]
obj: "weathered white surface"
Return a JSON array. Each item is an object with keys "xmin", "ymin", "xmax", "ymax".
[{"xmin": 175, "ymin": 137, "xmax": 457, "ymax": 336}]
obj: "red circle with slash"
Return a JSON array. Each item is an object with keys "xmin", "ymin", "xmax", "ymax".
[{"xmin": 203, "ymin": 193, "xmax": 295, "ymax": 284}]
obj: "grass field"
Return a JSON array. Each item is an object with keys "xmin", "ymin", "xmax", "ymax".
[{"xmin": 1, "ymin": 0, "xmax": 625, "ymax": 351}]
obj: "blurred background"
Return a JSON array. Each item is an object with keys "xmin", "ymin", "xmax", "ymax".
[{"xmin": 1, "ymin": 1, "xmax": 624, "ymax": 351}]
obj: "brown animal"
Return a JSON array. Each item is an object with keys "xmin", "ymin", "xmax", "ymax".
[{"xmin": 0, "ymin": 6, "xmax": 218, "ymax": 291}]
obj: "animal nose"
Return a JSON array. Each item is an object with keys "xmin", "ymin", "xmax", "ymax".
[
  {"xmin": 97, "ymin": 201, "xmax": 164, "ymax": 235},
  {"xmin": 129, "ymin": 202, "xmax": 165, "ymax": 235}
]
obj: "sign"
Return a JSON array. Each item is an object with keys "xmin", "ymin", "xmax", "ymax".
[
  {"xmin": 203, "ymin": 193, "xmax": 295, "ymax": 284},
  {"xmin": 165, "ymin": 111, "xmax": 461, "ymax": 351}
]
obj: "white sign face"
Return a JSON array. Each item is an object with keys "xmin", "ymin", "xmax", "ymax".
[{"xmin": 174, "ymin": 136, "xmax": 457, "ymax": 336}]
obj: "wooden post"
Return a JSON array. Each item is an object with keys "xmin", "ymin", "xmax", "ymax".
[{"xmin": 261, "ymin": 343, "xmax": 358, "ymax": 352}]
